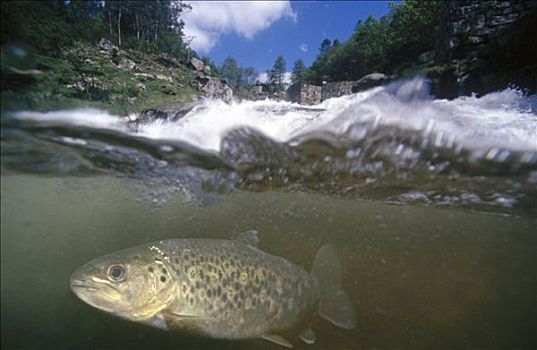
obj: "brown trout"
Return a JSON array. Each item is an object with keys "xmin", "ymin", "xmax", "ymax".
[{"xmin": 70, "ymin": 231, "xmax": 356, "ymax": 347}]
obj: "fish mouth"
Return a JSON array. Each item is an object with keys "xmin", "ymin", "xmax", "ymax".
[{"xmin": 70, "ymin": 279, "xmax": 97, "ymax": 292}]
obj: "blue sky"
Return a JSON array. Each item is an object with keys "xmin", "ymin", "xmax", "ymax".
[{"xmin": 182, "ymin": 1, "xmax": 393, "ymax": 76}]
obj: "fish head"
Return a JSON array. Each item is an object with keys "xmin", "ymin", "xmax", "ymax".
[{"xmin": 70, "ymin": 245, "xmax": 177, "ymax": 322}]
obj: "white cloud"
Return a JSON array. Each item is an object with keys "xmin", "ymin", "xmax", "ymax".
[
  {"xmin": 183, "ymin": 1, "xmax": 297, "ymax": 53},
  {"xmin": 299, "ymin": 44, "xmax": 308, "ymax": 52},
  {"xmin": 283, "ymin": 72, "xmax": 292, "ymax": 84},
  {"xmin": 257, "ymin": 72, "xmax": 269, "ymax": 84},
  {"xmin": 256, "ymin": 72, "xmax": 292, "ymax": 84}
]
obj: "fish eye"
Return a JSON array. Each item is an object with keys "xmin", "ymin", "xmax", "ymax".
[{"xmin": 107, "ymin": 264, "xmax": 125, "ymax": 282}]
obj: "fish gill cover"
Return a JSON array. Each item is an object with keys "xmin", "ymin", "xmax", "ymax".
[{"xmin": 2, "ymin": 77, "xmax": 536, "ymax": 213}]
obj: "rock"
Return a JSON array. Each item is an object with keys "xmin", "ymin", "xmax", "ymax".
[
  {"xmin": 118, "ymin": 58, "xmax": 136, "ymax": 70},
  {"xmin": 467, "ymin": 35, "xmax": 485, "ymax": 44},
  {"xmin": 130, "ymin": 102, "xmax": 200, "ymax": 129},
  {"xmin": 189, "ymin": 57, "xmax": 205, "ymax": 71},
  {"xmin": 155, "ymin": 74, "xmax": 173, "ymax": 82},
  {"xmin": 157, "ymin": 53, "xmax": 182, "ymax": 68},
  {"xmin": 490, "ymin": 13, "xmax": 519, "ymax": 26},
  {"xmin": 418, "ymin": 51, "xmax": 435, "ymax": 63},
  {"xmin": 203, "ymin": 65, "xmax": 212, "ymax": 75},
  {"xmin": 199, "ymin": 77, "xmax": 233, "ymax": 102},
  {"xmin": 98, "ymin": 38, "xmax": 118, "ymax": 54},
  {"xmin": 352, "ymin": 73, "xmax": 390, "ymax": 92}
]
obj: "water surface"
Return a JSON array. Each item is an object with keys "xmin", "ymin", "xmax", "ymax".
[{"xmin": 2, "ymin": 78, "xmax": 536, "ymax": 349}]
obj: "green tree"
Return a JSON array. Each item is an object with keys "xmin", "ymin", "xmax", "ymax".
[
  {"xmin": 319, "ymin": 38, "xmax": 332, "ymax": 56},
  {"xmin": 220, "ymin": 56, "xmax": 241, "ymax": 90},
  {"xmin": 291, "ymin": 59, "xmax": 306, "ymax": 84},
  {"xmin": 269, "ymin": 55, "xmax": 286, "ymax": 93}
]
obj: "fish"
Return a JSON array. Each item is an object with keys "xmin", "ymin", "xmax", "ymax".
[{"xmin": 70, "ymin": 230, "xmax": 356, "ymax": 348}]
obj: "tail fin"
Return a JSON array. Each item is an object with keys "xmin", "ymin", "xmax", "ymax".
[{"xmin": 311, "ymin": 245, "xmax": 356, "ymax": 329}]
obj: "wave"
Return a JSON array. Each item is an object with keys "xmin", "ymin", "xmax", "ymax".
[{"xmin": 2, "ymin": 77, "xmax": 536, "ymax": 213}]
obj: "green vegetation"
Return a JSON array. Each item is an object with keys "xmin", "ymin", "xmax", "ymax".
[
  {"xmin": 267, "ymin": 55, "xmax": 287, "ymax": 94},
  {"xmin": 291, "ymin": 59, "xmax": 306, "ymax": 85},
  {"xmin": 1, "ymin": 0, "xmax": 197, "ymax": 114},
  {"xmin": 218, "ymin": 56, "xmax": 257, "ymax": 98},
  {"xmin": 302, "ymin": 0, "xmax": 443, "ymax": 84}
]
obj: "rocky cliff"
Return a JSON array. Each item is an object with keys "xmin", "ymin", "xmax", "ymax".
[{"xmin": 432, "ymin": 0, "xmax": 537, "ymax": 97}]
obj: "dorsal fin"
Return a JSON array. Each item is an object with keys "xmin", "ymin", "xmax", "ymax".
[{"xmin": 233, "ymin": 229, "xmax": 260, "ymax": 248}]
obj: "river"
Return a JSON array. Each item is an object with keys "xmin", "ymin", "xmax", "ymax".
[{"xmin": 1, "ymin": 77, "xmax": 536, "ymax": 349}]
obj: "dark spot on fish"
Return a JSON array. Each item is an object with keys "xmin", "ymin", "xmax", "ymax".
[
  {"xmin": 182, "ymin": 285, "xmax": 187, "ymax": 294},
  {"xmin": 148, "ymin": 266, "xmax": 154, "ymax": 273},
  {"xmin": 216, "ymin": 286, "xmax": 221, "ymax": 296},
  {"xmin": 207, "ymin": 289, "xmax": 212, "ymax": 298},
  {"xmin": 209, "ymin": 257, "xmax": 214, "ymax": 263},
  {"xmin": 205, "ymin": 275, "xmax": 211, "ymax": 284},
  {"xmin": 160, "ymin": 276, "xmax": 166, "ymax": 283},
  {"xmin": 161, "ymin": 268, "xmax": 167, "ymax": 275},
  {"xmin": 195, "ymin": 281, "xmax": 200, "ymax": 289},
  {"xmin": 237, "ymin": 301, "xmax": 242, "ymax": 309},
  {"xmin": 174, "ymin": 257, "xmax": 180, "ymax": 265},
  {"xmin": 189, "ymin": 298, "xmax": 194, "ymax": 306},
  {"xmin": 233, "ymin": 295, "xmax": 238, "ymax": 303},
  {"xmin": 190, "ymin": 286, "xmax": 195, "ymax": 294},
  {"xmin": 222, "ymin": 293, "xmax": 227, "ymax": 302},
  {"xmin": 218, "ymin": 271, "xmax": 223, "ymax": 279},
  {"xmin": 234, "ymin": 282, "xmax": 240, "ymax": 290},
  {"xmin": 252, "ymin": 297, "xmax": 257, "ymax": 306},
  {"xmin": 239, "ymin": 290, "xmax": 245, "ymax": 299},
  {"xmin": 230, "ymin": 260, "xmax": 235, "ymax": 267},
  {"xmin": 200, "ymin": 256, "xmax": 205, "ymax": 262}
]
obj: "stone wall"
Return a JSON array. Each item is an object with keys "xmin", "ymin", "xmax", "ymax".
[
  {"xmin": 287, "ymin": 84, "xmax": 322, "ymax": 105},
  {"xmin": 433, "ymin": 0, "xmax": 537, "ymax": 97},
  {"xmin": 444, "ymin": 0, "xmax": 536, "ymax": 60},
  {"xmin": 321, "ymin": 81, "xmax": 355, "ymax": 100}
]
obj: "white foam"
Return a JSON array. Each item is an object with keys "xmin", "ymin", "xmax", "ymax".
[{"xmin": 12, "ymin": 78, "xmax": 537, "ymax": 152}]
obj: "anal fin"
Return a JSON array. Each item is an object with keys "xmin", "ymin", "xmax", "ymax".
[
  {"xmin": 261, "ymin": 334, "xmax": 293, "ymax": 348},
  {"xmin": 299, "ymin": 328, "xmax": 316, "ymax": 345}
]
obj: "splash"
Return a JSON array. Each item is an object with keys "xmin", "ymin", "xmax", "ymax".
[{"xmin": 2, "ymin": 77, "xmax": 536, "ymax": 213}]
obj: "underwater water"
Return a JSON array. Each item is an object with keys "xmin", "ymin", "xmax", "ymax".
[{"xmin": 2, "ymin": 78, "xmax": 536, "ymax": 349}]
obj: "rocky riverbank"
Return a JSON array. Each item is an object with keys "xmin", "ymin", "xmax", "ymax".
[{"xmin": 1, "ymin": 38, "xmax": 232, "ymax": 114}]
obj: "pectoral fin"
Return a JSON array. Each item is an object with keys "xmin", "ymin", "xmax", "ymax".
[
  {"xmin": 261, "ymin": 334, "xmax": 293, "ymax": 348},
  {"xmin": 161, "ymin": 310, "xmax": 212, "ymax": 327}
]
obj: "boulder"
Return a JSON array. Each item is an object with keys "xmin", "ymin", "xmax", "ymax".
[
  {"xmin": 352, "ymin": 73, "xmax": 389, "ymax": 92},
  {"xmin": 199, "ymin": 77, "xmax": 233, "ymax": 103},
  {"xmin": 129, "ymin": 102, "xmax": 201, "ymax": 130},
  {"xmin": 157, "ymin": 53, "xmax": 182, "ymax": 68},
  {"xmin": 118, "ymin": 58, "xmax": 136, "ymax": 70},
  {"xmin": 98, "ymin": 38, "xmax": 118, "ymax": 54},
  {"xmin": 189, "ymin": 57, "xmax": 205, "ymax": 71}
]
